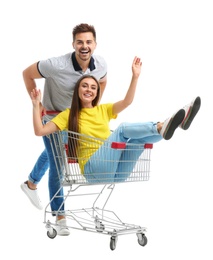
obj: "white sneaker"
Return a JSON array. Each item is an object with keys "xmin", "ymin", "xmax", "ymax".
[
  {"xmin": 56, "ymin": 219, "xmax": 70, "ymax": 236},
  {"xmin": 21, "ymin": 181, "xmax": 43, "ymax": 210},
  {"xmin": 160, "ymin": 109, "xmax": 185, "ymax": 140},
  {"xmin": 180, "ymin": 96, "xmax": 201, "ymax": 130}
]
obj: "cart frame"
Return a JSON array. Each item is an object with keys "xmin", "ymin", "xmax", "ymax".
[{"xmin": 44, "ymin": 130, "xmax": 153, "ymax": 250}]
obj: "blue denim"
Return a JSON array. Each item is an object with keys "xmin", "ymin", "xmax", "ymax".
[
  {"xmin": 28, "ymin": 126, "xmax": 67, "ymax": 215},
  {"xmin": 84, "ymin": 122, "xmax": 163, "ymax": 183},
  {"xmin": 28, "ymin": 149, "xmax": 49, "ymax": 184},
  {"xmin": 42, "ymin": 133, "xmax": 65, "ymax": 214}
]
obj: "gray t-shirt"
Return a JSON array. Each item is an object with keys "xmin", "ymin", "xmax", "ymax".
[{"xmin": 38, "ymin": 52, "xmax": 107, "ymax": 121}]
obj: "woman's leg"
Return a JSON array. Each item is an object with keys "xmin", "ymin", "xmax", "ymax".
[
  {"xmin": 84, "ymin": 122, "xmax": 162, "ymax": 183},
  {"xmin": 114, "ymin": 135, "xmax": 162, "ymax": 182},
  {"xmin": 83, "ymin": 141, "xmax": 122, "ymax": 183},
  {"xmin": 114, "ymin": 122, "xmax": 162, "ymax": 182}
]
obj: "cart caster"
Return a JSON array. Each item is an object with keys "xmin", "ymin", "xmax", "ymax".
[
  {"xmin": 47, "ymin": 228, "xmax": 57, "ymax": 239},
  {"xmin": 94, "ymin": 216, "xmax": 105, "ymax": 233},
  {"xmin": 96, "ymin": 222, "xmax": 105, "ymax": 233},
  {"xmin": 110, "ymin": 236, "xmax": 118, "ymax": 250},
  {"xmin": 137, "ymin": 233, "xmax": 148, "ymax": 246}
]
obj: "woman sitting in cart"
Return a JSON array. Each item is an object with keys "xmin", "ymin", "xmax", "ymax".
[{"xmin": 31, "ymin": 56, "xmax": 201, "ymax": 183}]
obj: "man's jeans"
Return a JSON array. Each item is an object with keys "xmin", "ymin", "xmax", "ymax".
[{"xmin": 28, "ymin": 131, "xmax": 66, "ymax": 215}]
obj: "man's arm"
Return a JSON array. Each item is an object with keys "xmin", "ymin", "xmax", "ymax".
[
  {"xmin": 23, "ymin": 62, "xmax": 43, "ymax": 97},
  {"xmin": 98, "ymin": 74, "xmax": 107, "ymax": 102}
]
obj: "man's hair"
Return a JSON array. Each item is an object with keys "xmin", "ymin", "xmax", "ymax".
[{"xmin": 72, "ymin": 23, "xmax": 96, "ymax": 41}]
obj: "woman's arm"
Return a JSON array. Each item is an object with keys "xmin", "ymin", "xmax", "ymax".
[
  {"xmin": 31, "ymin": 88, "xmax": 59, "ymax": 136},
  {"xmin": 112, "ymin": 56, "xmax": 142, "ymax": 115}
]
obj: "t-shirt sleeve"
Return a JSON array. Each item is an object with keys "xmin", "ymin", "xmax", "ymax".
[
  {"xmin": 38, "ymin": 57, "xmax": 59, "ymax": 78},
  {"xmin": 95, "ymin": 55, "xmax": 107, "ymax": 80},
  {"xmin": 99, "ymin": 57, "xmax": 107, "ymax": 79},
  {"xmin": 51, "ymin": 108, "xmax": 70, "ymax": 130},
  {"xmin": 106, "ymin": 103, "xmax": 117, "ymax": 120}
]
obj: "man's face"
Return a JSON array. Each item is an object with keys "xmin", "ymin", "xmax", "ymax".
[{"xmin": 73, "ymin": 32, "xmax": 97, "ymax": 62}]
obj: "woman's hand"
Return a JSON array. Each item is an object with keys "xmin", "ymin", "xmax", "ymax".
[
  {"xmin": 132, "ymin": 56, "xmax": 142, "ymax": 78},
  {"xmin": 30, "ymin": 88, "xmax": 45, "ymax": 118},
  {"xmin": 30, "ymin": 88, "xmax": 41, "ymax": 105}
]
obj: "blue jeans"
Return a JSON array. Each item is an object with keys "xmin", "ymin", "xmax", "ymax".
[
  {"xmin": 84, "ymin": 122, "xmax": 162, "ymax": 183},
  {"xmin": 28, "ymin": 130, "xmax": 66, "ymax": 215},
  {"xmin": 28, "ymin": 149, "xmax": 49, "ymax": 184}
]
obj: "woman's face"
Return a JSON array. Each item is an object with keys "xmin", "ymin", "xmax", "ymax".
[{"xmin": 78, "ymin": 77, "xmax": 98, "ymax": 108}]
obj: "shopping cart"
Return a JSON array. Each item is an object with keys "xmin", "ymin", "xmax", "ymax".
[{"xmin": 44, "ymin": 130, "xmax": 153, "ymax": 250}]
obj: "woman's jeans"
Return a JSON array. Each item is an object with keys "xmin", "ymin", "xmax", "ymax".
[{"xmin": 84, "ymin": 122, "xmax": 162, "ymax": 183}]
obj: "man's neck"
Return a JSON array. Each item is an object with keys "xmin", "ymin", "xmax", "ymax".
[{"xmin": 76, "ymin": 57, "xmax": 90, "ymax": 72}]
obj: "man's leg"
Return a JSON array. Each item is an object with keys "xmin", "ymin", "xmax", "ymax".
[{"xmin": 21, "ymin": 149, "xmax": 49, "ymax": 210}]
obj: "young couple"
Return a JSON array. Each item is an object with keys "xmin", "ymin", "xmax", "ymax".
[{"xmin": 21, "ymin": 23, "xmax": 201, "ymax": 236}]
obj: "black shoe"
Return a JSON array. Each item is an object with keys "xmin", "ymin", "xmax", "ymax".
[{"xmin": 180, "ymin": 96, "xmax": 201, "ymax": 130}]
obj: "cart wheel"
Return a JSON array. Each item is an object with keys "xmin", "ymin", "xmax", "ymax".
[
  {"xmin": 138, "ymin": 234, "xmax": 148, "ymax": 246},
  {"xmin": 47, "ymin": 228, "xmax": 57, "ymax": 239},
  {"xmin": 110, "ymin": 236, "xmax": 117, "ymax": 250}
]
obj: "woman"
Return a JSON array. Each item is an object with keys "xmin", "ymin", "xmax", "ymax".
[{"xmin": 31, "ymin": 56, "xmax": 201, "ymax": 183}]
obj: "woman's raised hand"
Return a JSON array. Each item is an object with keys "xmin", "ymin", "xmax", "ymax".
[
  {"xmin": 30, "ymin": 88, "xmax": 41, "ymax": 106},
  {"xmin": 132, "ymin": 56, "xmax": 142, "ymax": 78}
]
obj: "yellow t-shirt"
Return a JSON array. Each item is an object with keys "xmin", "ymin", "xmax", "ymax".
[{"xmin": 51, "ymin": 103, "xmax": 117, "ymax": 172}]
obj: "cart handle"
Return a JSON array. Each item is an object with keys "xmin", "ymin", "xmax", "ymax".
[
  {"xmin": 144, "ymin": 143, "xmax": 153, "ymax": 149},
  {"xmin": 111, "ymin": 142, "xmax": 153, "ymax": 149},
  {"xmin": 42, "ymin": 110, "xmax": 61, "ymax": 116}
]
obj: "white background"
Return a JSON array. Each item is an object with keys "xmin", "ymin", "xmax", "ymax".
[{"xmin": 1, "ymin": 0, "xmax": 213, "ymax": 259}]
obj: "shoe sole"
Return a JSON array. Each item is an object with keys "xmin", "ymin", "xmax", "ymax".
[
  {"xmin": 57, "ymin": 229, "xmax": 70, "ymax": 236},
  {"xmin": 181, "ymin": 96, "xmax": 201, "ymax": 130},
  {"xmin": 163, "ymin": 109, "xmax": 185, "ymax": 140},
  {"xmin": 20, "ymin": 184, "xmax": 43, "ymax": 210}
]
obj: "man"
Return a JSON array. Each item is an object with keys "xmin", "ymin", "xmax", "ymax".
[{"xmin": 21, "ymin": 23, "xmax": 107, "ymax": 235}]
